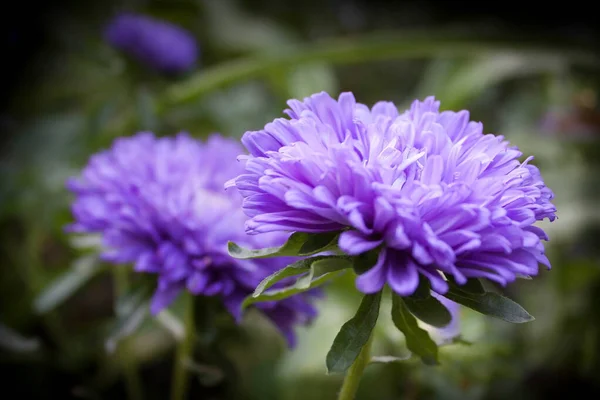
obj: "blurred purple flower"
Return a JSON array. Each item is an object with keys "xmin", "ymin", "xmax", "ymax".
[
  {"xmin": 229, "ymin": 92, "xmax": 557, "ymax": 298},
  {"xmin": 66, "ymin": 132, "xmax": 318, "ymax": 347},
  {"xmin": 104, "ymin": 13, "xmax": 198, "ymax": 74}
]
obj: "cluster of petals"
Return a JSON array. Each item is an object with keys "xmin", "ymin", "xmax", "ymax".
[
  {"xmin": 67, "ymin": 133, "xmax": 318, "ymax": 346},
  {"xmin": 230, "ymin": 92, "xmax": 557, "ymax": 296}
]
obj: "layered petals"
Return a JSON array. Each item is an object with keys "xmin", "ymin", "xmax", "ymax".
[
  {"xmin": 67, "ymin": 132, "xmax": 319, "ymax": 347},
  {"xmin": 232, "ymin": 92, "xmax": 557, "ymax": 297}
]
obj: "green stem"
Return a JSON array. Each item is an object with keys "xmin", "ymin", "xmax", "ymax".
[
  {"xmin": 165, "ymin": 31, "xmax": 598, "ymax": 106},
  {"xmin": 170, "ymin": 293, "xmax": 195, "ymax": 400},
  {"xmin": 106, "ymin": 31, "xmax": 598, "ymax": 138},
  {"xmin": 337, "ymin": 334, "xmax": 374, "ymax": 400},
  {"xmin": 121, "ymin": 345, "xmax": 144, "ymax": 400},
  {"xmin": 113, "ymin": 268, "xmax": 144, "ymax": 400}
]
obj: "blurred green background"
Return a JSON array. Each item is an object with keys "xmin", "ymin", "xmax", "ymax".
[{"xmin": 1, "ymin": 0, "xmax": 600, "ymax": 399}]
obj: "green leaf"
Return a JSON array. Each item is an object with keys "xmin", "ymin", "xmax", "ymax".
[
  {"xmin": 391, "ymin": 294, "xmax": 439, "ymax": 365},
  {"xmin": 298, "ymin": 231, "xmax": 340, "ymax": 255},
  {"xmin": 449, "ymin": 277, "xmax": 485, "ymax": 295},
  {"xmin": 411, "ymin": 275, "xmax": 433, "ymax": 300},
  {"xmin": 443, "ymin": 289, "xmax": 534, "ymax": 323},
  {"xmin": 242, "ymin": 256, "xmax": 351, "ymax": 309},
  {"xmin": 294, "ymin": 256, "xmax": 353, "ymax": 289},
  {"xmin": 311, "ymin": 256, "xmax": 352, "ymax": 277},
  {"xmin": 403, "ymin": 295, "xmax": 452, "ymax": 328},
  {"xmin": 242, "ymin": 270, "xmax": 345, "ymax": 309},
  {"xmin": 33, "ymin": 255, "xmax": 104, "ymax": 314},
  {"xmin": 252, "ymin": 255, "xmax": 351, "ymax": 296},
  {"xmin": 326, "ymin": 292, "xmax": 382, "ymax": 374},
  {"xmin": 228, "ymin": 231, "xmax": 340, "ymax": 259},
  {"xmin": 252, "ymin": 258, "xmax": 314, "ymax": 295},
  {"xmin": 105, "ymin": 284, "xmax": 153, "ymax": 353},
  {"xmin": 352, "ymin": 248, "xmax": 379, "ymax": 275}
]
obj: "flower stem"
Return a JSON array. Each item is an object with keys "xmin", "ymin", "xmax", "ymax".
[
  {"xmin": 113, "ymin": 268, "xmax": 144, "ymax": 400},
  {"xmin": 337, "ymin": 334, "xmax": 374, "ymax": 400},
  {"xmin": 170, "ymin": 293, "xmax": 195, "ymax": 400},
  {"xmin": 121, "ymin": 346, "xmax": 143, "ymax": 400},
  {"xmin": 165, "ymin": 32, "xmax": 598, "ymax": 106}
]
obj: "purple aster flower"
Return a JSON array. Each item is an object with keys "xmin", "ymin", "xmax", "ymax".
[
  {"xmin": 228, "ymin": 92, "xmax": 557, "ymax": 298},
  {"xmin": 66, "ymin": 132, "xmax": 318, "ymax": 347},
  {"xmin": 104, "ymin": 13, "xmax": 198, "ymax": 74}
]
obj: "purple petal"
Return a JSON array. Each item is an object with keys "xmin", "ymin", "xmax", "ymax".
[
  {"xmin": 150, "ymin": 285, "xmax": 182, "ymax": 315},
  {"xmin": 356, "ymin": 250, "xmax": 387, "ymax": 293},
  {"xmin": 387, "ymin": 258, "xmax": 419, "ymax": 296},
  {"xmin": 339, "ymin": 230, "xmax": 383, "ymax": 255},
  {"xmin": 186, "ymin": 272, "xmax": 209, "ymax": 295}
]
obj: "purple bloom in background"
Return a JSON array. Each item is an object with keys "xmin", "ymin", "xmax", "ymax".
[
  {"xmin": 104, "ymin": 13, "xmax": 198, "ymax": 74},
  {"xmin": 67, "ymin": 132, "xmax": 318, "ymax": 347},
  {"xmin": 229, "ymin": 92, "xmax": 557, "ymax": 298}
]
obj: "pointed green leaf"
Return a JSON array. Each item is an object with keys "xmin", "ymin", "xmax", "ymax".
[
  {"xmin": 252, "ymin": 255, "xmax": 351, "ymax": 297},
  {"xmin": 242, "ymin": 256, "xmax": 351, "ymax": 309},
  {"xmin": 411, "ymin": 275, "xmax": 433, "ymax": 300},
  {"xmin": 298, "ymin": 231, "xmax": 340, "ymax": 255},
  {"xmin": 444, "ymin": 287, "xmax": 533, "ymax": 323},
  {"xmin": 352, "ymin": 248, "xmax": 379, "ymax": 274},
  {"xmin": 326, "ymin": 292, "xmax": 382, "ymax": 374},
  {"xmin": 403, "ymin": 295, "xmax": 452, "ymax": 328},
  {"xmin": 33, "ymin": 255, "xmax": 104, "ymax": 314},
  {"xmin": 391, "ymin": 294, "xmax": 439, "ymax": 365},
  {"xmin": 252, "ymin": 258, "xmax": 313, "ymax": 295},
  {"xmin": 228, "ymin": 231, "xmax": 340, "ymax": 259},
  {"xmin": 294, "ymin": 256, "xmax": 352, "ymax": 289},
  {"xmin": 449, "ymin": 277, "xmax": 485, "ymax": 295},
  {"xmin": 293, "ymin": 267, "xmax": 316, "ymax": 290},
  {"xmin": 242, "ymin": 271, "xmax": 346, "ymax": 309}
]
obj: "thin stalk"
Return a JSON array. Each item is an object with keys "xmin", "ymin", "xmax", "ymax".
[
  {"xmin": 165, "ymin": 32, "xmax": 599, "ymax": 106},
  {"xmin": 113, "ymin": 268, "xmax": 144, "ymax": 400},
  {"xmin": 170, "ymin": 293, "xmax": 195, "ymax": 400},
  {"xmin": 337, "ymin": 334, "xmax": 374, "ymax": 400}
]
